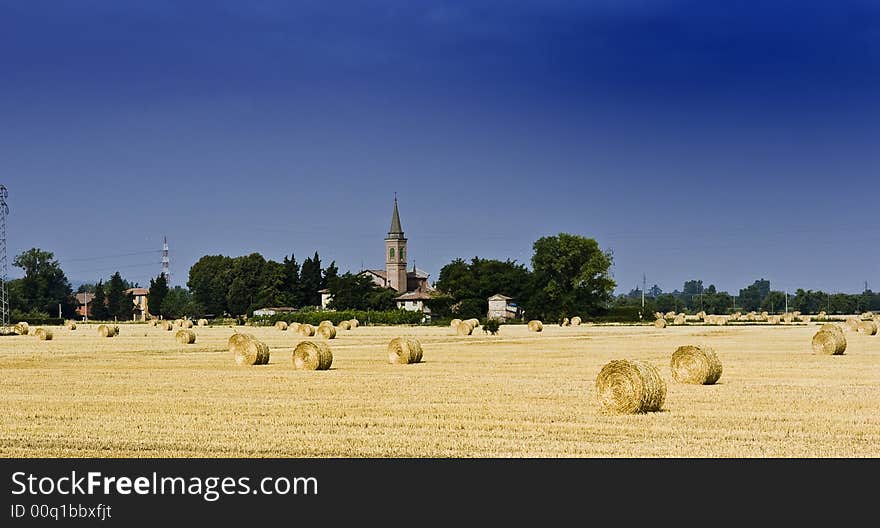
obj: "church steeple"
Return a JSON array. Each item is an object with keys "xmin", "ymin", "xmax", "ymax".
[
  {"xmin": 388, "ymin": 195, "xmax": 404, "ymax": 239},
  {"xmin": 385, "ymin": 195, "xmax": 408, "ymax": 292}
]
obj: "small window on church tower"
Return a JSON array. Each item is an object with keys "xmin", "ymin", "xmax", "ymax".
[
  {"xmin": 401, "ymin": 249, "xmax": 405, "ymax": 261},
  {"xmin": 389, "ymin": 248, "xmax": 395, "ymax": 259}
]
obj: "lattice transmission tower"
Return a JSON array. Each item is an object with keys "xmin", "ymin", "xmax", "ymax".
[{"xmin": 0, "ymin": 185, "xmax": 9, "ymax": 328}]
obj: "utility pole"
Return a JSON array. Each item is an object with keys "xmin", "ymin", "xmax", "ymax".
[
  {"xmin": 785, "ymin": 291, "xmax": 788, "ymax": 313},
  {"xmin": 641, "ymin": 273, "xmax": 646, "ymax": 310}
]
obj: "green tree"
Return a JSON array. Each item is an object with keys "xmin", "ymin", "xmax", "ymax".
[
  {"xmin": 299, "ymin": 252, "xmax": 323, "ymax": 307},
  {"xmin": 91, "ymin": 281, "xmax": 109, "ymax": 320},
  {"xmin": 322, "ymin": 260, "xmax": 339, "ymax": 289},
  {"xmin": 226, "ymin": 253, "xmax": 267, "ymax": 316},
  {"xmin": 525, "ymin": 233, "xmax": 615, "ymax": 320},
  {"xmin": 161, "ymin": 286, "xmax": 195, "ymax": 319},
  {"xmin": 148, "ymin": 273, "xmax": 169, "ymax": 318},
  {"xmin": 11, "ymin": 248, "xmax": 76, "ymax": 317},
  {"xmin": 187, "ymin": 255, "xmax": 233, "ymax": 316},
  {"xmin": 257, "ymin": 260, "xmax": 287, "ymax": 309},
  {"xmin": 106, "ymin": 271, "xmax": 133, "ymax": 320},
  {"xmin": 282, "ymin": 253, "xmax": 302, "ymax": 307},
  {"xmin": 739, "ymin": 279, "xmax": 771, "ymax": 312},
  {"xmin": 760, "ymin": 291, "xmax": 787, "ymax": 313},
  {"xmin": 328, "ymin": 272, "xmax": 386, "ymax": 310}
]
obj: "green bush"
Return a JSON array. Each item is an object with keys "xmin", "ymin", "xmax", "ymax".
[
  {"xmin": 483, "ymin": 319, "xmax": 501, "ymax": 335},
  {"xmin": 253, "ymin": 309, "xmax": 424, "ymax": 327}
]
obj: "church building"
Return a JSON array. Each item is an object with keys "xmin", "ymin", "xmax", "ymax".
[{"xmin": 362, "ymin": 197, "xmax": 434, "ymax": 316}]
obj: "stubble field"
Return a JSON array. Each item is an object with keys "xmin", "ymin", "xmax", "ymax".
[{"xmin": 1, "ymin": 322, "xmax": 878, "ymax": 457}]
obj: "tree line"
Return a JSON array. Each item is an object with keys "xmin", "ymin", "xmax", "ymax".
[{"xmin": 615, "ymin": 278, "xmax": 880, "ymax": 315}]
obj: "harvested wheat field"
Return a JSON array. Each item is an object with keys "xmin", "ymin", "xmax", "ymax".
[{"xmin": 0, "ymin": 321, "xmax": 878, "ymax": 457}]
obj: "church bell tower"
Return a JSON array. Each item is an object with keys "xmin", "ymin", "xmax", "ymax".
[{"xmin": 385, "ymin": 196, "xmax": 408, "ymax": 293}]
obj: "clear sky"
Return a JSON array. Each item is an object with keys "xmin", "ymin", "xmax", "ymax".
[{"xmin": 1, "ymin": 1, "xmax": 877, "ymax": 295}]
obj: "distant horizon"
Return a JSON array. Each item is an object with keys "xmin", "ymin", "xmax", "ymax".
[{"xmin": 2, "ymin": 2, "xmax": 877, "ymax": 295}]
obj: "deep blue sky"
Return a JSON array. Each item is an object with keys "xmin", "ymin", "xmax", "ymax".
[{"xmin": 1, "ymin": 1, "xmax": 877, "ymax": 295}]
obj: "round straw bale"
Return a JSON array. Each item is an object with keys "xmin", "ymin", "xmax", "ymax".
[
  {"xmin": 571, "ymin": 316, "xmax": 582, "ymax": 326},
  {"xmin": 844, "ymin": 318, "xmax": 860, "ymax": 332},
  {"xmin": 654, "ymin": 312, "xmax": 664, "ymax": 320},
  {"xmin": 114, "ymin": 325, "xmax": 120, "ymax": 335},
  {"xmin": 800, "ymin": 315, "xmax": 812, "ymax": 324},
  {"xmin": 527, "ymin": 320, "xmax": 543, "ymax": 332},
  {"xmin": 820, "ymin": 323, "xmax": 844, "ymax": 337},
  {"xmin": 34, "ymin": 328, "xmax": 53, "ymax": 341},
  {"xmin": 161, "ymin": 321, "xmax": 174, "ymax": 331},
  {"xmin": 174, "ymin": 319, "xmax": 183, "ymax": 327},
  {"xmin": 561, "ymin": 317, "xmax": 570, "ymax": 327},
  {"xmin": 229, "ymin": 333, "xmax": 270, "ymax": 366},
  {"xmin": 292, "ymin": 341, "xmax": 333, "ymax": 370},
  {"xmin": 456, "ymin": 322, "xmax": 474, "ymax": 335},
  {"xmin": 275, "ymin": 321, "xmax": 289, "ymax": 331},
  {"xmin": 665, "ymin": 311, "xmax": 676, "ymax": 320},
  {"xmin": 175, "ymin": 329, "xmax": 196, "ymax": 344},
  {"xmin": 388, "ymin": 337, "xmax": 423, "ymax": 364},
  {"xmin": 465, "ymin": 318, "xmax": 480, "ymax": 328},
  {"xmin": 297, "ymin": 323, "xmax": 315, "ymax": 337},
  {"xmin": 66, "ymin": 321, "xmax": 77, "ymax": 330},
  {"xmin": 337, "ymin": 320, "xmax": 351, "ymax": 331},
  {"xmin": 319, "ymin": 320, "xmax": 334, "ymax": 328},
  {"xmin": 861, "ymin": 312, "xmax": 875, "ymax": 321},
  {"xmin": 317, "ymin": 324, "xmax": 337, "ymax": 339},
  {"xmin": 595, "ymin": 359, "xmax": 666, "ymax": 414},
  {"xmin": 818, "ymin": 311, "xmax": 827, "ymax": 319},
  {"xmin": 857, "ymin": 320, "xmax": 878, "ymax": 336},
  {"xmin": 697, "ymin": 311, "xmax": 707, "ymax": 321},
  {"xmin": 673, "ymin": 314, "xmax": 686, "ymax": 325},
  {"xmin": 181, "ymin": 319, "xmax": 193, "ymax": 329},
  {"xmin": 450, "ymin": 318, "xmax": 462, "ymax": 328},
  {"xmin": 767, "ymin": 315, "xmax": 780, "ymax": 325},
  {"xmin": 197, "ymin": 319, "xmax": 208, "ymax": 326},
  {"xmin": 730, "ymin": 312, "xmax": 741, "ymax": 321},
  {"xmin": 782, "ymin": 313, "xmax": 794, "ymax": 324},
  {"xmin": 654, "ymin": 318, "xmax": 667, "ymax": 328},
  {"xmin": 812, "ymin": 329, "xmax": 846, "ymax": 355},
  {"xmin": 793, "ymin": 311, "xmax": 801, "ymax": 318},
  {"xmin": 671, "ymin": 345, "xmax": 723, "ymax": 384},
  {"xmin": 349, "ymin": 319, "xmax": 359, "ymax": 328},
  {"xmin": 13, "ymin": 322, "xmax": 29, "ymax": 335},
  {"xmin": 288, "ymin": 322, "xmax": 301, "ymax": 333},
  {"xmin": 149, "ymin": 319, "xmax": 158, "ymax": 327},
  {"xmin": 97, "ymin": 324, "xmax": 116, "ymax": 338}
]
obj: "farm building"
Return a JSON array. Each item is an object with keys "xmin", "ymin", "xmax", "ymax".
[
  {"xmin": 125, "ymin": 288, "xmax": 150, "ymax": 322},
  {"xmin": 74, "ymin": 292, "xmax": 95, "ymax": 319},
  {"xmin": 395, "ymin": 290, "xmax": 433, "ymax": 318},
  {"xmin": 487, "ymin": 294, "xmax": 521, "ymax": 321},
  {"xmin": 253, "ymin": 307, "xmax": 296, "ymax": 317}
]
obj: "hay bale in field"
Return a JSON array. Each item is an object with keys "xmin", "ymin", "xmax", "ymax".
[
  {"xmin": 571, "ymin": 316, "xmax": 582, "ymax": 326},
  {"xmin": 388, "ymin": 337, "xmax": 423, "ymax": 364},
  {"xmin": 319, "ymin": 320, "xmax": 334, "ymax": 328},
  {"xmin": 288, "ymin": 322, "xmax": 301, "ymax": 333},
  {"xmin": 857, "ymin": 320, "xmax": 878, "ymax": 336},
  {"xmin": 197, "ymin": 319, "xmax": 208, "ymax": 327},
  {"xmin": 465, "ymin": 318, "xmax": 480, "ymax": 328},
  {"xmin": 34, "ymin": 328, "xmax": 53, "ymax": 341},
  {"xmin": 161, "ymin": 321, "xmax": 174, "ymax": 331},
  {"xmin": 654, "ymin": 318, "xmax": 667, "ymax": 329},
  {"xmin": 561, "ymin": 317, "xmax": 570, "ymax": 327},
  {"xmin": 149, "ymin": 319, "xmax": 158, "ymax": 327},
  {"xmin": 292, "ymin": 341, "xmax": 333, "ymax": 370},
  {"xmin": 174, "ymin": 319, "xmax": 183, "ymax": 327},
  {"xmin": 812, "ymin": 329, "xmax": 847, "ymax": 355},
  {"xmin": 13, "ymin": 322, "xmax": 29, "ymax": 335},
  {"xmin": 450, "ymin": 318, "xmax": 462, "ymax": 329},
  {"xmin": 654, "ymin": 312, "xmax": 664, "ymax": 320},
  {"xmin": 274, "ymin": 321, "xmax": 289, "ymax": 331},
  {"xmin": 800, "ymin": 315, "xmax": 812, "ymax": 324},
  {"xmin": 595, "ymin": 360, "xmax": 666, "ymax": 414},
  {"xmin": 114, "ymin": 325, "xmax": 120, "ymax": 335},
  {"xmin": 229, "ymin": 333, "xmax": 270, "ymax": 366},
  {"xmin": 767, "ymin": 315, "xmax": 781, "ymax": 325},
  {"xmin": 181, "ymin": 319, "xmax": 193, "ymax": 329},
  {"xmin": 673, "ymin": 315, "xmax": 686, "ymax": 325},
  {"xmin": 297, "ymin": 323, "xmax": 316, "ymax": 337},
  {"xmin": 317, "ymin": 324, "xmax": 337, "ymax": 339},
  {"xmin": 66, "ymin": 321, "xmax": 77, "ymax": 330},
  {"xmin": 844, "ymin": 318, "xmax": 861, "ymax": 332},
  {"xmin": 818, "ymin": 311, "xmax": 827, "ymax": 319},
  {"xmin": 782, "ymin": 313, "xmax": 794, "ymax": 324},
  {"xmin": 793, "ymin": 311, "xmax": 801, "ymax": 318},
  {"xmin": 671, "ymin": 345, "xmax": 723, "ymax": 385},
  {"xmin": 97, "ymin": 324, "xmax": 116, "ymax": 338},
  {"xmin": 861, "ymin": 312, "xmax": 875, "ymax": 321},
  {"xmin": 456, "ymin": 322, "xmax": 474, "ymax": 335},
  {"xmin": 696, "ymin": 311, "xmax": 707, "ymax": 321},
  {"xmin": 730, "ymin": 312, "xmax": 741, "ymax": 321},
  {"xmin": 665, "ymin": 311, "xmax": 676, "ymax": 320},
  {"xmin": 527, "ymin": 320, "xmax": 543, "ymax": 332},
  {"xmin": 337, "ymin": 320, "xmax": 351, "ymax": 331},
  {"xmin": 175, "ymin": 329, "xmax": 196, "ymax": 344},
  {"xmin": 349, "ymin": 319, "xmax": 359, "ymax": 328}
]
